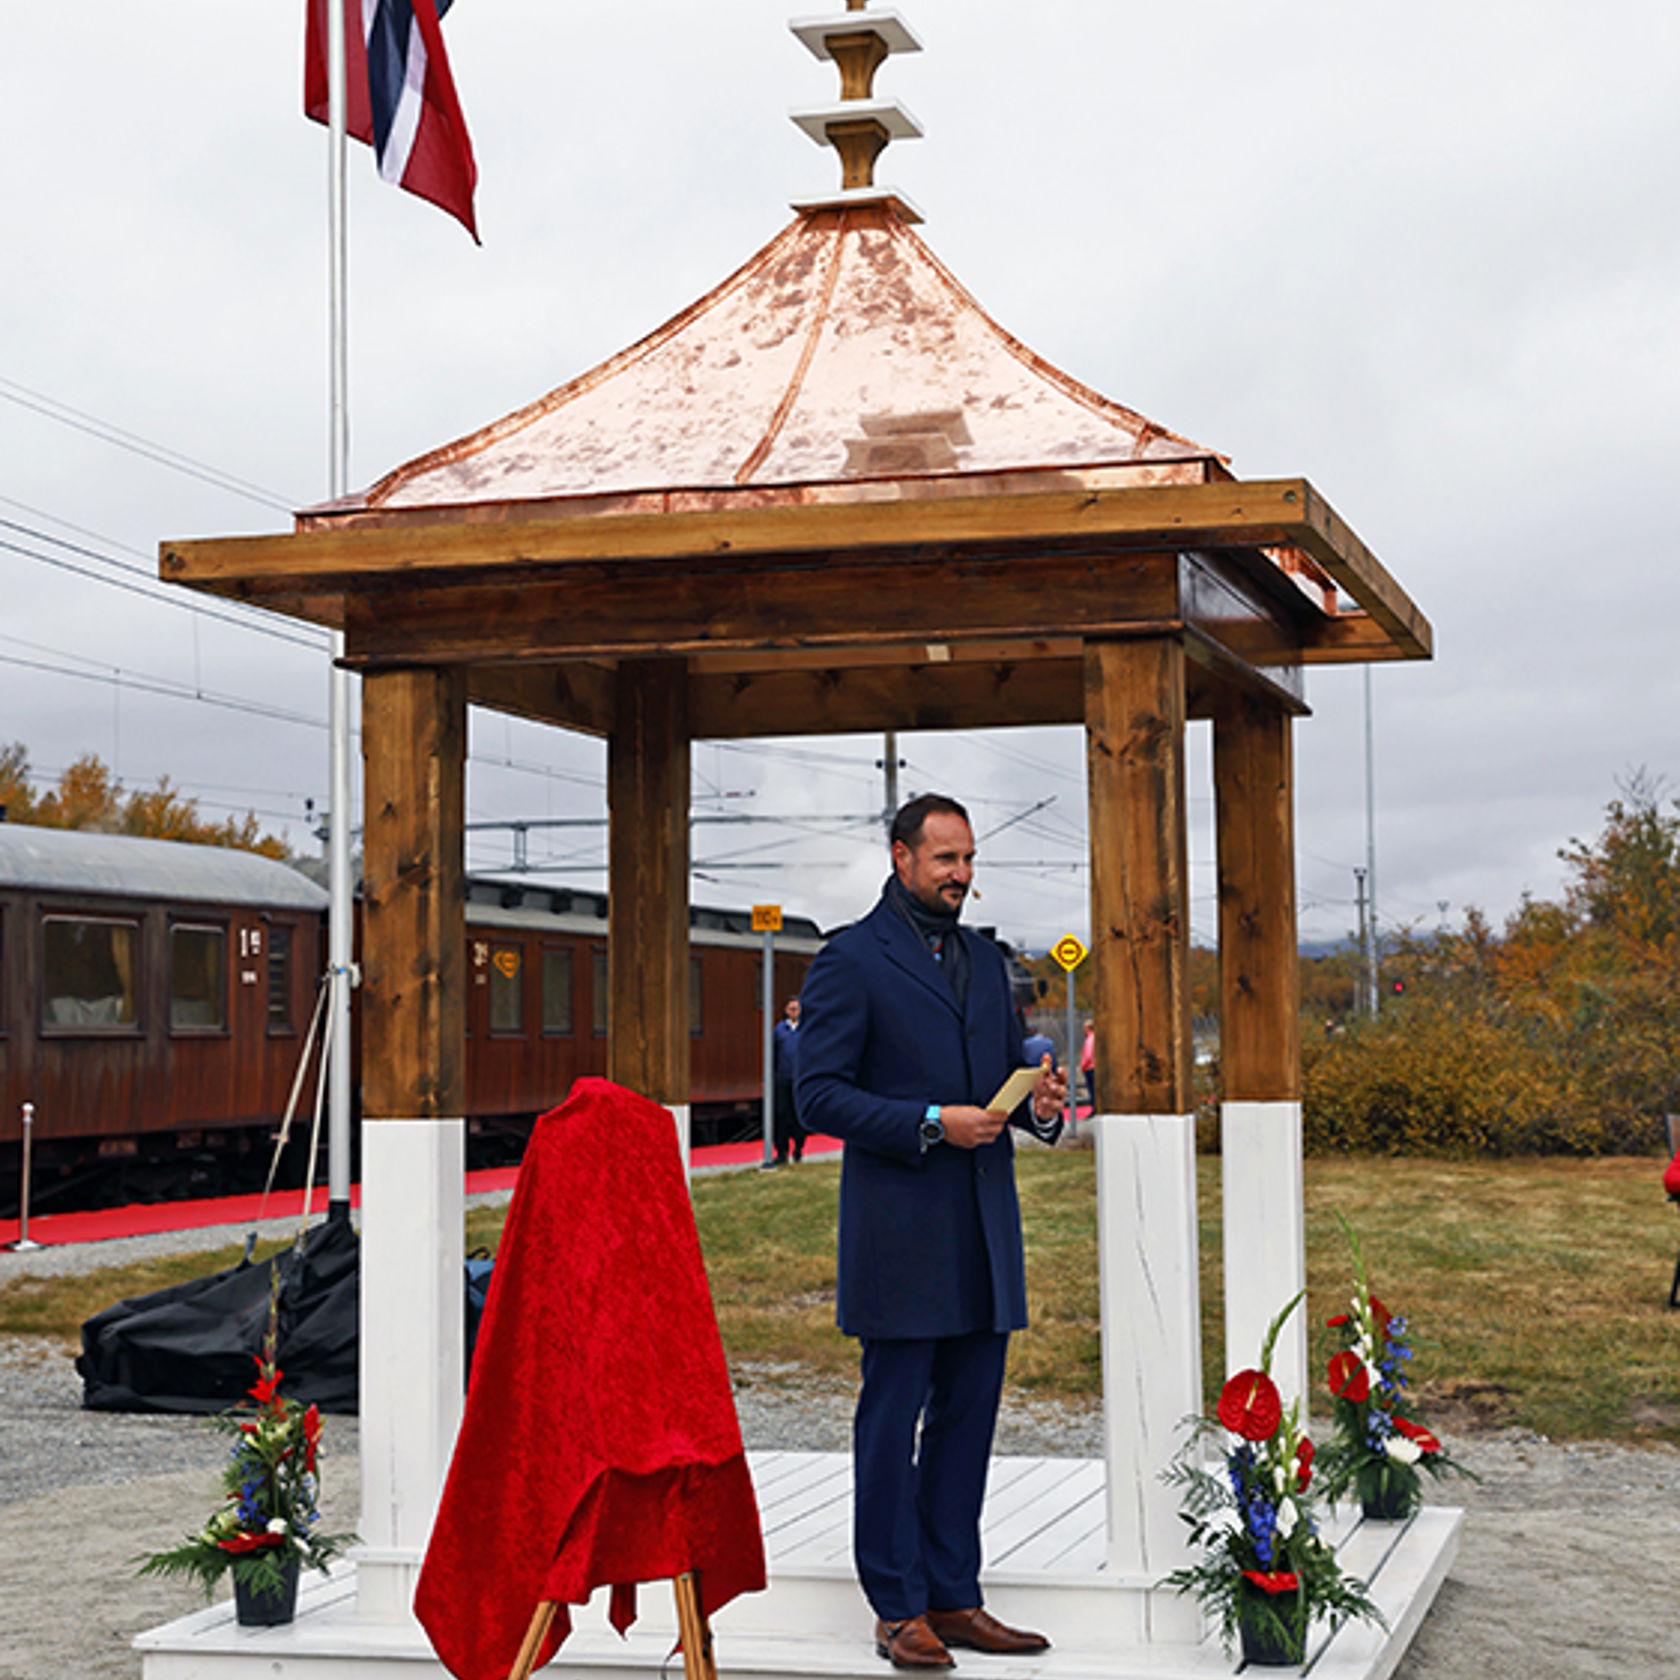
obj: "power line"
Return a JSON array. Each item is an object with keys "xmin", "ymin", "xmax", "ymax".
[
  {"xmin": 0, "ymin": 375, "xmax": 298, "ymax": 512},
  {"xmin": 0, "ymin": 526, "xmax": 330, "ymax": 653},
  {"xmin": 0, "ymin": 645, "xmax": 329, "ymax": 731}
]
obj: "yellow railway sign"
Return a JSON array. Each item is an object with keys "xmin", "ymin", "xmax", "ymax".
[
  {"xmin": 1050, "ymin": 932, "xmax": 1088, "ymax": 972},
  {"xmin": 751, "ymin": 904, "xmax": 784, "ymax": 933}
]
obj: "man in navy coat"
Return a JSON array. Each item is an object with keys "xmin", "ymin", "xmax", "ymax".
[{"xmin": 796, "ymin": 794, "xmax": 1067, "ymax": 1671}]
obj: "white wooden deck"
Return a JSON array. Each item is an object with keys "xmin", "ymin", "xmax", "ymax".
[{"xmin": 137, "ymin": 1452, "xmax": 1461, "ymax": 1680}]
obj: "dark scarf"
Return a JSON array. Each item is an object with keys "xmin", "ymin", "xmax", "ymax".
[{"xmin": 886, "ymin": 874, "xmax": 971, "ymax": 1010}]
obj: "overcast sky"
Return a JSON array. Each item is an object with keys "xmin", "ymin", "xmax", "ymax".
[{"xmin": 4, "ymin": 1, "xmax": 1678, "ymax": 955}]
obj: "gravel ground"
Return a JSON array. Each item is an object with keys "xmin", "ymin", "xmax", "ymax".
[{"xmin": 3, "ymin": 1223, "xmax": 1677, "ymax": 1679}]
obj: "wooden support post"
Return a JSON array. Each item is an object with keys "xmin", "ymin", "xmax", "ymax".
[
  {"xmin": 608, "ymin": 658, "xmax": 691, "ymax": 1122},
  {"xmin": 362, "ymin": 666, "xmax": 468, "ymax": 1121},
  {"xmin": 1212, "ymin": 687, "xmax": 1307, "ymax": 1409},
  {"xmin": 1212, "ymin": 688, "xmax": 1299, "ymax": 1106},
  {"xmin": 1084, "ymin": 636, "xmax": 1192, "ymax": 1115},
  {"xmin": 356, "ymin": 665, "xmax": 468, "ymax": 1619},
  {"xmin": 1083, "ymin": 636, "xmax": 1202, "ymax": 1629}
]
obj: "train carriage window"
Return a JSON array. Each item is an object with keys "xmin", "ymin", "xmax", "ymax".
[
  {"xmin": 489, "ymin": 944, "xmax": 524, "ymax": 1035},
  {"xmin": 591, "ymin": 948, "xmax": 607, "ymax": 1036},
  {"xmin": 541, "ymin": 947, "xmax": 573, "ymax": 1035},
  {"xmin": 266, "ymin": 925, "xmax": 293, "ymax": 1032},
  {"xmin": 170, "ymin": 924, "xmax": 227, "ymax": 1031},
  {"xmin": 43, "ymin": 915, "xmax": 139, "ymax": 1029},
  {"xmin": 690, "ymin": 955, "xmax": 703, "ymax": 1038}
]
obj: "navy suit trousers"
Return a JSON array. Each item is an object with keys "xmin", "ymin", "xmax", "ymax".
[{"xmin": 853, "ymin": 1329, "xmax": 1010, "ymax": 1621}]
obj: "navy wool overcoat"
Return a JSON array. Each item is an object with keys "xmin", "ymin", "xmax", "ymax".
[{"xmin": 795, "ymin": 890, "xmax": 1033, "ymax": 1342}]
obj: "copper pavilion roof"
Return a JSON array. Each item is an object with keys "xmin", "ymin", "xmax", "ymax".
[
  {"xmin": 168, "ymin": 1, "xmax": 1428, "ymax": 675},
  {"xmin": 342, "ymin": 204, "xmax": 1224, "ymax": 520}
]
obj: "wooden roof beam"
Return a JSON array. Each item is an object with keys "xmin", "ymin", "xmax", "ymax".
[
  {"xmin": 161, "ymin": 478, "xmax": 1430, "ymax": 663},
  {"xmin": 467, "ymin": 662, "xmax": 615, "ymax": 737},
  {"xmin": 339, "ymin": 551, "xmax": 1185, "ymax": 667}
]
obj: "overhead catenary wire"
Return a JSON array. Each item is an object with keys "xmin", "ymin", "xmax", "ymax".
[
  {"xmin": 0, "ymin": 374, "xmax": 299, "ymax": 513},
  {"xmin": 0, "ymin": 523, "xmax": 331, "ymax": 653}
]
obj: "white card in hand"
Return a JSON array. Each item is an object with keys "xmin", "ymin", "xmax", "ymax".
[{"xmin": 987, "ymin": 1065, "xmax": 1045, "ymax": 1114}]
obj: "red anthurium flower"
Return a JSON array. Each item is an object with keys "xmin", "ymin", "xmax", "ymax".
[
  {"xmin": 1241, "ymin": 1570, "xmax": 1301, "ymax": 1595},
  {"xmin": 1295, "ymin": 1436, "xmax": 1315, "ymax": 1490},
  {"xmin": 217, "ymin": 1531, "xmax": 284, "ymax": 1554},
  {"xmin": 1369, "ymin": 1296, "xmax": 1391, "ymax": 1337},
  {"xmin": 1218, "ymin": 1369, "xmax": 1283, "ymax": 1441},
  {"xmin": 1326, "ymin": 1311, "xmax": 1352, "ymax": 1329},
  {"xmin": 1327, "ymin": 1349, "xmax": 1371, "ymax": 1404},
  {"xmin": 303, "ymin": 1405, "xmax": 322, "ymax": 1475},
  {"xmin": 1392, "ymin": 1416, "xmax": 1441, "ymax": 1454}
]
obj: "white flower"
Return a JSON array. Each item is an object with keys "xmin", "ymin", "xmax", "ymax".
[
  {"xmin": 1275, "ymin": 1498, "xmax": 1298, "ymax": 1540},
  {"xmin": 267, "ymin": 1517, "xmax": 289, "ymax": 1535},
  {"xmin": 1273, "ymin": 1463, "xmax": 1289, "ymax": 1495},
  {"xmin": 1384, "ymin": 1434, "xmax": 1422, "ymax": 1466}
]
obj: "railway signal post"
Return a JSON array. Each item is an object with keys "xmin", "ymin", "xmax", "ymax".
[
  {"xmin": 1050, "ymin": 933, "xmax": 1087, "ymax": 1133},
  {"xmin": 753, "ymin": 904, "xmax": 782, "ymax": 1168}
]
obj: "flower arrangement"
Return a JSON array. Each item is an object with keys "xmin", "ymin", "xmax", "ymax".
[
  {"xmin": 1318, "ymin": 1214, "xmax": 1474, "ymax": 1520},
  {"xmin": 1163, "ymin": 1293, "xmax": 1384, "ymax": 1666},
  {"xmin": 137, "ymin": 1319, "xmax": 355, "ymax": 1617}
]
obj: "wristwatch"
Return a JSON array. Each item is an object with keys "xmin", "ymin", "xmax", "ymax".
[{"xmin": 919, "ymin": 1104, "xmax": 944, "ymax": 1149}]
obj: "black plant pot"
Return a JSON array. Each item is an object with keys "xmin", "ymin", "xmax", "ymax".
[
  {"xmin": 1359, "ymin": 1462, "xmax": 1421, "ymax": 1521},
  {"xmin": 232, "ymin": 1555, "xmax": 301, "ymax": 1627},
  {"xmin": 1236, "ymin": 1583, "xmax": 1306, "ymax": 1667}
]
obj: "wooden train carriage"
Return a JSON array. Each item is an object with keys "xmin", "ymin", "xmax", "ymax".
[
  {"xmin": 0, "ymin": 823, "xmax": 327, "ymax": 1206},
  {"xmin": 0, "ymin": 825, "xmax": 826, "ymax": 1210},
  {"xmin": 459, "ymin": 877, "xmax": 822, "ymax": 1147}
]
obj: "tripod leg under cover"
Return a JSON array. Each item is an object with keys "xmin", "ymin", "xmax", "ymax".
[{"xmin": 503, "ymin": 1573, "xmax": 716, "ymax": 1680}]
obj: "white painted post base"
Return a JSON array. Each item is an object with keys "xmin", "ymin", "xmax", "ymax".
[
  {"xmin": 355, "ymin": 1118, "xmax": 465, "ymax": 1623},
  {"xmin": 1220, "ymin": 1101, "xmax": 1307, "ymax": 1417},
  {"xmin": 1090, "ymin": 1113, "xmax": 1204, "ymax": 1643},
  {"xmin": 669, "ymin": 1103, "xmax": 691, "ymax": 1176}
]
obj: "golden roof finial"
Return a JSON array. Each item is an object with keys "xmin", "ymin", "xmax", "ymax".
[{"xmin": 790, "ymin": 4, "xmax": 924, "ymax": 219}]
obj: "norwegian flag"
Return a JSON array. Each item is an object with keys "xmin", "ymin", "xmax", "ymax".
[{"xmin": 305, "ymin": 0, "xmax": 479, "ymax": 240}]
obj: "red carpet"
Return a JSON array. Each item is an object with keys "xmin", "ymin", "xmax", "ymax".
[{"xmin": 0, "ymin": 1132, "xmax": 840, "ymax": 1251}]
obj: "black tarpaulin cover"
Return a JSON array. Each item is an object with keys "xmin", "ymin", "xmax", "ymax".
[{"xmin": 76, "ymin": 1210, "xmax": 360, "ymax": 1415}]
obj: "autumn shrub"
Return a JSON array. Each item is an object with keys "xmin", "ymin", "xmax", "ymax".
[
  {"xmin": 1301, "ymin": 780, "xmax": 1680, "ymax": 1157},
  {"xmin": 1303, "ymin": 1001, "xmax": 1575, "ymax": 1155}
]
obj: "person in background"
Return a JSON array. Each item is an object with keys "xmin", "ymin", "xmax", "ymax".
[
  {"xmin": 1079, "ymin": 1018, "xmax": 1096, "ymax": 1114},
  {"xmin": 771, "ymin": 996, "xmax": 806, "ymax": 1164}
]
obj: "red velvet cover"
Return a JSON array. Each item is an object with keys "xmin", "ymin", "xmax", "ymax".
[
  {"xmin": 415, "ymin": 1078, "xmax": 766, "ymax": 1680},
  {"xmin": 1664, "ymin": 1151, "xmax": 1680, "ymax": 1198}
]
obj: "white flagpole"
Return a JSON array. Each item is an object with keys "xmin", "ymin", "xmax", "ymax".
[{"xmin": 326, "ymin": 0, "xmax": 357, "ymax": 1215}]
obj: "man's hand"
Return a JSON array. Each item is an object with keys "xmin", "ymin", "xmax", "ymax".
[
  {"xmin": 1032, "ymin": 1053, "xmax": 1068, "ymax": 1122},
  {"xmin": 940, "ymin": 1105, "xmax": 1008, "ymax": 1149}
]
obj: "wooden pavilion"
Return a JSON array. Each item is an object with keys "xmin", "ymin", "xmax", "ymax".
[{"xmin": 143, "ymin": 7, "xmax": 1446, "ymax": 1678}]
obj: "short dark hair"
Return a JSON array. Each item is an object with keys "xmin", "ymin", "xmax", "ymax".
[{"xmin": 890, "ymin": 793, "xmax": 971, "ymax": 852}]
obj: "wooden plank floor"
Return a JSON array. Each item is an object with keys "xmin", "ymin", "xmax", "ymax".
[
  {"xmin": 137, "ymin": 1452, "xmax": 1462, "ymax": 1680},
  {"xmin": 752, "ymin": 1451, "xmax": 1109, "ymax": 1577}
]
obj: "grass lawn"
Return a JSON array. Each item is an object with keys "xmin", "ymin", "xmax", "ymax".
[
  {"xmin": 5, "ymin": 1151, "xmax": 1676, "ymax": 1447},
  {"xmin": 687, "ymin": 1149, "xmax": 1680, "ymax": 1446}
]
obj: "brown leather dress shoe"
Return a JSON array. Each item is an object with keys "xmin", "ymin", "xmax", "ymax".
[
  {"xmin": 926, "ymin": 1607, "xmax": 1051, "ymax": 1654},
  {"xmin": 875, "ymin": 1615, "xmax": 957, "ymax": 1670}
]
